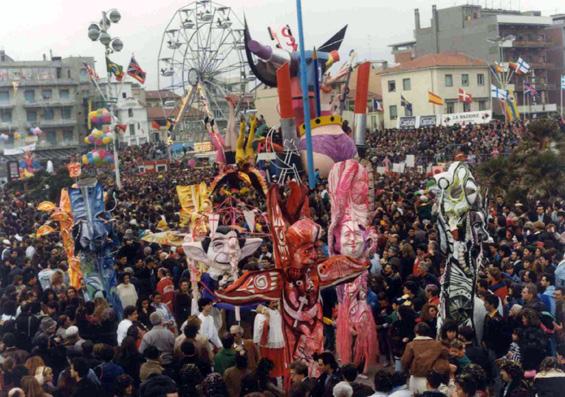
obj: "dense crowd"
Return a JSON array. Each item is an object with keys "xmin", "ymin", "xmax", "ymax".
[{"xmin": 0, "ymin": 121, "xmax": 564, "ymax": 397}]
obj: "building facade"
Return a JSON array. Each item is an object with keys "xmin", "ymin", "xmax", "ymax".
[
  {"xmin": 0, "ymin": 51, "xmax": 95, "ymax": 150},
  {"xmin": 99, "ymin": 80, "xmax": 149, "ymax": 146},
  {"xmin": 380, "ymin": 53, "xmax": 491, "ymax": 129},
  {"xmin": 408, "ymin": 5, "xmax": 560, "ymax": 112}
]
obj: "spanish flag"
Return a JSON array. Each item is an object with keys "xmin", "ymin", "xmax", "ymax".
[{"xmin": 428, "ymin": 91, "xmax": 444, "ymax": 106}]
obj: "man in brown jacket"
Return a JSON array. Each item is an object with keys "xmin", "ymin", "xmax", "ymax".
[{"xmin": 401, "ymin": 322, "xmax": 450, "ymax": 394}]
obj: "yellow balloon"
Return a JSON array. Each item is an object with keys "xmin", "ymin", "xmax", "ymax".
[
  {"xmin": 93, "ymin": 129, "xmax": 103, "ymax": 138},
  {"xmin": 84, "ymin": 137, "xmax": 90, "ymax": 144},
  {"xmin": 102, "ymin": 136, "xmax": 111, "ymax": 144},
  {"xmin": 82, "ymin": 155, "xmax": 88, "ymax": 165}
]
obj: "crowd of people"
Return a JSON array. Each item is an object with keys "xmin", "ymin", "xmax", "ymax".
[{"xmin": 0, "ymin": 119, "xmax": 564, "ymax": 397}]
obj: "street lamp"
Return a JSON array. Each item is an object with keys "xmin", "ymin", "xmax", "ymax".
[{"xmin": 86, "ymin": 9, "xmax": 123, "ymax": 190}]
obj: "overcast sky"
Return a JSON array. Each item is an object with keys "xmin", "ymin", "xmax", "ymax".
[{"xmin": 2, "ymin": 0, "xmax": 564, "ymax": 90}]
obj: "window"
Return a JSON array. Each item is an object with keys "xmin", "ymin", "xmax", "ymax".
[
  {"xmin": 79, "ymin": 69, "xmax": 87, "ymax": 81},
  {"xmin": 478, "ymin": 100, "xmax": 488, "ymax": 111},
  {"xmin": 446, "ymin": 101, "xmax": 455, "ymax": 114},
  {"xmin": 26, "ymin": 110, "xmax": 37, "ymax": 122},
  {"xmin": 43, "ymin": 108, "xmax": 54, "ymax": 120},
  {"xmin": 129, "ymin": 123, "xmax": 136, "ymax": 136},
  {"xmin": 0, "ymin": 91, "xmax": 9, "ymax": 103},
  {"xmin": 388, "ymin": 80, "xmax": 396, "ymax": 92},
  {"xmin": 477, "ymin": 73, "xmax": 485, "ymax": 86},
  {"xmin": 402, "ymin": 78, "xmax": 411, "ymax": 91},
  {"xmin": 461, "ymin": 74, "xmax": 469, "ymax": 87},
  {"xmin": 0, "ymin": 109, "xmax": 12, "ymax": 122},
  {"xmin": 63, "ymin": 128, "xmax": 74, "ymax": 142},
  {"xmin": 128, "ymin": 108, "xmax": 134, "ymax": 117},
  {"xmin": 445, "ymin": 74, "xmax": 453, "ymax": 87},
  {"xmin": 24, "ymin": 89, "xmax": 35, "ymax": 102},
  {"xmin": 463, "ymin": 102, "xmax": 471, "ymax": 112},
  {"xmin": 389, "ymin": 105, "xmax": 398, "ymax": 120},
  {"xmin": 61, "ymin": 107, "xmax": 72, "ymax": 119},
  {"xmin": 122, "ymin": 92, "xmax": 127, "ymax": 99},
  {"xmin": 59, "ymin": 89, "xmax": 70, "ymax": 100},
  {"xmin": 67, "ymin": 70, "xmax": 71, "ymax": 79},
  {"xmin": 56, "ymin": 68, "xmax": 62, "ymax": 79},
  {"xmin": 46, "ymin": 130, "xmax": 57, "ymax": 145},
  {"xmin": 42, "ymin": 89, "xmax": 53, "ymax": 100}
]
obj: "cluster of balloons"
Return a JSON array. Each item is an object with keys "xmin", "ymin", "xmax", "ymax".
[
  {"xmin": 82, "ymin": 149, "xmax": 114, "ymax": 165},
  {"xmin": 0, "ymin": 127, "xmax": 43, "ymax": 142},
  {"xmin": 29, "ymin": 127, "xmax": 43, "ymax": 136},
  {"xmin": 84, "ymin": 128, "xmax": 114, "ymax": 145},
  {"xmin": 89, "ymin": 108, "xmax": 112, "ymax": 127}
]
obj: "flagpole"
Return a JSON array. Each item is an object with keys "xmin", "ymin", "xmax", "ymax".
[
  {"xmin": 296, "ymin": 0, "xmax": 316, "ymax": 189},
  {"xmin": 107, "ymin": 60, "xmax": 122, "ymax": 190}
]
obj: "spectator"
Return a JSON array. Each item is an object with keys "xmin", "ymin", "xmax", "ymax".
[
  {"xmin": 213, "ymin": 332, "xmax": 236, "ymax": 375},
  {"xmin": 139, "ymin": 312, "xmax": 175, "ymax": 367},
  {"xmin": 401, "ymin": 322, "xmax": 449, "ymax": 394}
]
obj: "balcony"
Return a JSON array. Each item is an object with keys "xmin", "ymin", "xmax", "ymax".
[
  {"xmin": 512, "ymin": 40, "xmax": 549, "ymax": 48},
  {"xmin": 34, "ymin": 119, "xmax": 77, "ymax": 128},
  {"xmin": 23, "ymin": 98, "xmax": 75, "ymax": 108},
  {"xmin": 0, "ymin": 79, "xmax": 77, "ymax": 88},
  {"xmin": 517, "ymin": 103, "xmax": 557, "ymax": 113},
  {"xmin": 0, "ymin": 101, "xmax": 15, "ymax": 109}
]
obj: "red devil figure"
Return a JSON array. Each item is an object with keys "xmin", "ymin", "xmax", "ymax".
[{"xmin": 216, "ymin": 181, "xmax": 368, "ymax": 378}]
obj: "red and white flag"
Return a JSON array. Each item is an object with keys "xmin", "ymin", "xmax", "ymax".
[{"xmin": 458, "ymin": 88, "xmax": 473, "ymax": 103}]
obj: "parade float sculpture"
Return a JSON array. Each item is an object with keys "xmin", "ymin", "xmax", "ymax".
[
  {"xmin": 328, "ymin": 159, "xmax": 378, "ymax": 374},
  {"xmin": 216, "ymin": 181, "xmax": 368, "ymax": 372},
  {"xmin": 183, "ymin": 226, "xmax": 262, "ymax": 311},
  {"xmin": 434, "ymin": 161, "xmax": 491, "ymax": 332},
  {"xmin": 68, "ymin": 180, "xmax": 121, "ymax": 310},
  {"xmin": 36, "ymin": 191, "xmax": 82, "ymax": 289},
  {"xmin": 244, "ymin": 23, "xmax": 367, "ymax": 179}
]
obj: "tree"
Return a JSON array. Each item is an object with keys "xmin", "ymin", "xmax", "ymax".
[{"xmin": 476, "ymin": 118, "xmax": 565, "ymax": 205}]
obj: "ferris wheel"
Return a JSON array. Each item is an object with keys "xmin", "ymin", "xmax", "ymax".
[{"xmin": 157, "ymin": 0, "xmax": 254, "ymax": 140}]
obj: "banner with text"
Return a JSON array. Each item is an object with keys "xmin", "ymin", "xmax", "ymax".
[{"xmin": 397, "ymin": 111, "xmax": 491, "ymax": 129}]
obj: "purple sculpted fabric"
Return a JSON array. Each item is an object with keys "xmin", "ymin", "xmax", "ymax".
[{"xmin": 299, "ymin": 133, "xmax": 357, "ymax": 163}]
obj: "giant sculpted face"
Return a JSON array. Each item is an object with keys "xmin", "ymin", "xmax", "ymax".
[{"xmin": 184, "ymin": 227, "xmax": 262, "ymax": 279}]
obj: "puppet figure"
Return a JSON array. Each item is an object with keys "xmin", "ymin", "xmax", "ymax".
[{"xmin": 328, "ymin": 159, "xmax": 378, "ymax": 373}]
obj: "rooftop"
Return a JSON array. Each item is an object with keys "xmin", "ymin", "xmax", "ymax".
[
  {"xmin": 145, "ymin": 90, "xmax": 180, "ymax": 100},
  {"xmin": 381, "ymin": 52, "xmax": 487, "ymax": 74}
]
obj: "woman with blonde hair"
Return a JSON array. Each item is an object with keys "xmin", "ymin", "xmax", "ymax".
[
  {"xmin": 50, "ymin": 270, "xmax": 66, "ymax": 295},
  {"xmin": 35, "ymin": 366, "xmax": 56, "ymax": 395},
  {"xmin": 21, "ymin": 375, "xmax": 52, "ymax": 397}
]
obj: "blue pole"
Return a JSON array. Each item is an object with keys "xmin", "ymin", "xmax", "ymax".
[{"xmin": 295, "ymin": 0, "xmax": 316, "ymax": 189}]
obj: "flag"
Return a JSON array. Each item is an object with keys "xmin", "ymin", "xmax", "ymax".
[
  {"xmin": 127, "ymin": 55, "xmax": 146, "ymax": 84},
  {"xmin": 515, "ymin": 57, "xmax": 530, "ymax": 75},
  {"xmin": 505, "ymin": 95, "xmax": 520, "ymax": 121},
  {"xmin": 84, "ymin": 63, "xmax": 99, "ymax": 81},
  {"xmin": 491, "ymin": 85, "xmax": 508, "ymax": 100},
  {"xmin": 400, "ymin": 95, "xmax": 412, "ymax": 112},
  {"xmin": 106, "ymin": 57, "xmax": 124, "ymax": 81},
  {"xmin": 524, "ymin": 81, "xmax": 538, "ymax": 97},
  {"xmin": 458, "ymin": 88, "xmax": 473, "ymax": 104},
  {"xmin": 372, "ymin": 98, "xmax": 383, "ymax": 112},
  {"xmin": 427, "ymin": 91, "xmax": 444, "ymax": 106},
  {"xmin": 494, "ymin": 62, "xmax": 509, "ymax": 73},
  {"xmin": 151, "ymin": 119, "xmax": 172, "ymax": 131}
]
